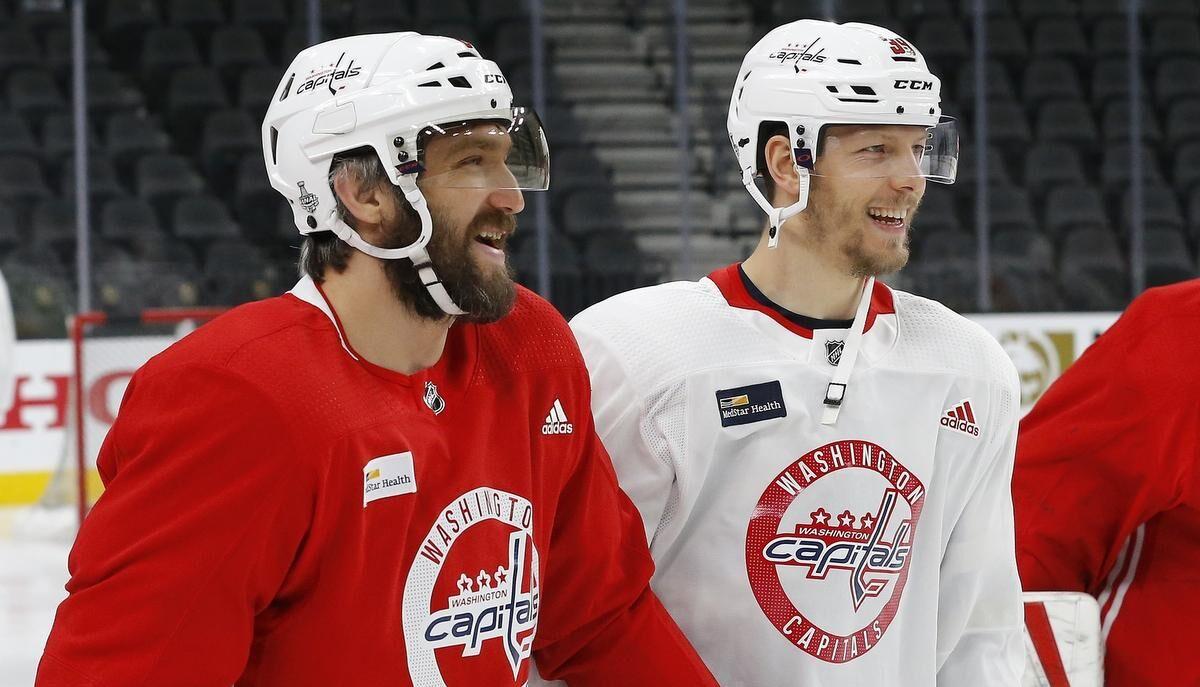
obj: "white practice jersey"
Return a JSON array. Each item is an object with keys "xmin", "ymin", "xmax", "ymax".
[{"xmin": 570, "ymin": 264, "xmax": 1024, "ymax": 687}]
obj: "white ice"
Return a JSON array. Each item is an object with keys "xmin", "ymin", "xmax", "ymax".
[{"xmin": 0, "ymin": 506, "xmax": 74, "ymax": 687}]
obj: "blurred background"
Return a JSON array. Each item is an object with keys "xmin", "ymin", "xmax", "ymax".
[
  {"xmin": 0, "ymin": 0, "xmax": 1196, "ymax": 336},
  {"xmin": 2, "ymin": 1, "xmax": 1196, "ymax": 681}
]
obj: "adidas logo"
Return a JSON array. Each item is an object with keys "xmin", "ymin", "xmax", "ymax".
[
  {"xmin": 940, "ymin": 400, "xmax": 980, "ymax": 437},
  {"xmin": 541, "ymin": 398, "xmax": 574, "ymax": 435}
]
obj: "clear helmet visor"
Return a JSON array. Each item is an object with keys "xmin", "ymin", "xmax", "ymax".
[
  {"xmin": 802, "ymin": 117, "xmax": 958, "ymax": 184},
  {"xmin": 414, "ymin": 107, "xmax": 550, "ymax": 190}
]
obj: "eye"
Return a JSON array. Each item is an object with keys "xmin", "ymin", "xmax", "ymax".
[
  {"xmin": 455, "ymin": 155, "xmax": 483, "ymax": 168},
  {"xmin": 860, "ymin": 144, "xmax": 885, "ymax": 153}
]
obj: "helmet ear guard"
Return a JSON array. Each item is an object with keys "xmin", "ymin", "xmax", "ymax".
[{"xmin": 743, "ymin": 120, "xmax": 817, "ymax": 248}]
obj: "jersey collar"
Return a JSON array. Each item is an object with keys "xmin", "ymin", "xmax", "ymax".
[
  {"xmin": 287, "ymin": 275, "xmax": 426, "ymax": 387},
  {"xmin": 706, "ymin": 262, "xmax": 895, "ymax": 340}
]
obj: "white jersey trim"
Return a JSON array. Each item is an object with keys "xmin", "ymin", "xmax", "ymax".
[
  {"xmin": 1099, "ymin": 523, "xmax": 1145, "ymax": 642},
  {"xmin": 288, "ymin": 275, "xmax": 360, "ymax": 362}
]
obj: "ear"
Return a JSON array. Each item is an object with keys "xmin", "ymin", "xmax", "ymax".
[
  {"xmin": 763, "ymin": 133, "xmax": 800, "ymax": 206},
  {"xmin": 332, "ymin": 173, "xmax": 392, "ymax": 237}
]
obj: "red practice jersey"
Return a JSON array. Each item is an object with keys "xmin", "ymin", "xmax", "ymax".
[
  {"xmin": 1014, "ymin": 279, "xmax": 1200, "ymax": 687},
  {"xmin": 37, "ymin": 277, "xmax": 715, "ymax": 687}
]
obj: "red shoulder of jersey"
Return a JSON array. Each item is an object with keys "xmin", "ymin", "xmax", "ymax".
[
  {"xmin": 131, "ymin": 295, "xmax": 383, "ymax": 435},
  {"xmin": 1117, "ymin": 278, "xmax": 1200, "ymax": 332},
  {"xmin": 138, "ymin": 295, "xmax": 338, "ymax": 377},
  {"xmin": 469, "ymin": 285, "xmax": 586, "ymax": 383}
]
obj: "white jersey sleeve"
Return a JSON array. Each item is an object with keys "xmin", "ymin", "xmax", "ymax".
[
  {"xmin": 0, "ymin": 268, "xmax": 14, "ymax": 416},
  {"xmin": 570, "ymin": 319, "xmax": 675, "ymax": 546},
  {"xmin": 934, "ymin": 342, "xmax": 1024, "ymax": 685}
]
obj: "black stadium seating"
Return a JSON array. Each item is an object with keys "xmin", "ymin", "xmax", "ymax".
[{"xmin": 1, "ymin": 0, "xmax": 1197, "ymax": 337}]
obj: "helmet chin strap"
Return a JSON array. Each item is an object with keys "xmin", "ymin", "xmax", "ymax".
[
  {"xmin": 397, "ymin": 176, "xmax": 466, "ymax": 317},
  {"xmin": 327, "ymin": 175, "xmax": 466, "ymax": 317},
  {"xmin": 742, "ymin": 163, "xmax": 810, "ymax": 250}
]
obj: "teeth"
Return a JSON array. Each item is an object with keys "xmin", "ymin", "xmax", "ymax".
[{"xmin": 868, "ymin": 207, "xmax": 907, "ymax": 220}]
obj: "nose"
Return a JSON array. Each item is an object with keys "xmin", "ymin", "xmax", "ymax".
[
  {"xmin": 890, "ymin": 174, "xmax": 924, "ymax": 195},
  {"xmin": 489, "ymin": 186, "xmax": 525, "ymax": 214},
  {"xmin": 888, "ymin": 151, "xmax": 925, "ymax": 193}
]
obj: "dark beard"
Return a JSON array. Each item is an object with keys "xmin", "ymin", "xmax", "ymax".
[{"xmin": 379, "ymin": 191, "xmax": 518, "ymax": 323}]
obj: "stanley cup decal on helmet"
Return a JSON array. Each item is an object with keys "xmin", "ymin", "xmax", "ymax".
[
  {"xmin": 297, "ymin": 181, "xmax": 319, "ymax": 213},
  {"xmin": 261, "ymin": 32, "xmax": 550, "ymax": 316},
  {"xmin": 726, "ymin": 20, "xmax": 959, "ymax": 248}
]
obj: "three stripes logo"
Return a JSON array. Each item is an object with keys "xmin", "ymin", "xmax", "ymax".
[
  {"xmin": 939, "ymin": 400, "xmax": 980, "ymax": 437},
  {"xmin": 541, "ymin": 398, "xmax": 573, "ymax": 435}
]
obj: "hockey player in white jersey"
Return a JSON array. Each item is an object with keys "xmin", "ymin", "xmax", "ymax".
[{"xmin": 569, "ymin": 20, "xmax": 1024, "ymax": 687}]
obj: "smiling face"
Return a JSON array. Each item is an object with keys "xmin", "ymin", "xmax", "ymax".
[
  {"xmin": 798, "ymin": 124, "xmax": 929, "ymax": 277},
  {"xmin": 384, "ymin": 121, "xmax": 526, "ymax": 323},
  {"xmin": 421, "ymin": 122, "xmax": 525, "ymax": 262}
]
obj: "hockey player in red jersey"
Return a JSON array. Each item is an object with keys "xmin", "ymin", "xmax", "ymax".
[
  {"xmin": 36, "ymin": 33, "xmax": 716, "ymax": 687},
  {"xmin": 1014, "ymin": 279, "xmax": 1200, "ymax": 687}
]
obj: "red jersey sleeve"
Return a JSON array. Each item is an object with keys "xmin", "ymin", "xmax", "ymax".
[
  {"xmin": 37, "ymin": 364, "xmax": 317, "ymax": 686},
  {"xmin": 531, "ymin": 371, "xmax": 716, "ymax": 686},
  {"xmin": 1014, "ymin": 287, "xmax": 1200, "ymax": 593}
]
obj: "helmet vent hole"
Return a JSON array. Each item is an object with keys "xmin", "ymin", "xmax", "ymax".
[
  {"xmin": 426, "ymin": 62, "xmax": 445, "ymax": 70},
  {"xmin": 270, "ymin": 126, "xmax": 279, "ymax": 164},
  {"xmin": 850, "ymin": 85, "xmax": 876, "ymax": 96},
  {"xmin": 279, "ymin": 73, "xmax": 294, "ymax": 102},
  {"xmin": 448, "ymin": 76, "xmax": 471, "ymax": 88},
  {"xmin": 837, "ymin": 58, "xmax": 861, "ymax": 65},
  {"xmin": 418, "ymin": 81, "xmax": 441, "ymax": 87},
  {"xmin": 457, "ymin": 52, "xmax": 475, "ymax": 58},
  {"xmin": 892, "ymin": 56, "xmax": 917, "ymax": 62},
  {"xmin": 825, "ymin": 85, "xmax": 839, "ymax": 93}
]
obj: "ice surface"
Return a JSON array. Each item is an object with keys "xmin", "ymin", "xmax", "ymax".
[{"xmin": 0, "ymin": 507, "xmax": 73, "ymax": 686}]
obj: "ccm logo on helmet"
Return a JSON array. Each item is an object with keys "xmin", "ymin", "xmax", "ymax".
[
  {"xmin": 483, "ymin": 74, "xmax": 506, "ymax": 84},
  {"xmin": 893, "ymin": 79, "xmax": 933, "ymax": 90}
]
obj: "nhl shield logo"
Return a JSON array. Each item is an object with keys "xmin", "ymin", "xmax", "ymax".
[
  {"xmin": 825, "ymin": 340, "xmax": 844, "ymax": 366},
  {"xmin": 424, "ymin": 381, "xmax": 446, "ymax": 415}
]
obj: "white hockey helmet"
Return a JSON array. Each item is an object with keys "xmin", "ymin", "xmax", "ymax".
[
  {"xmin": 727, "ymin": 20, "xmax": 958, "ymax": 247},
  {"xmin": 262, "ymin": 32, "xmax": 549, "ymax": 315}
]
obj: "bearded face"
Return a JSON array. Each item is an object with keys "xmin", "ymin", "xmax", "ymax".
[{"xmin": 377, "ymin": 188, "xmax": 518, "ymax": 324}]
